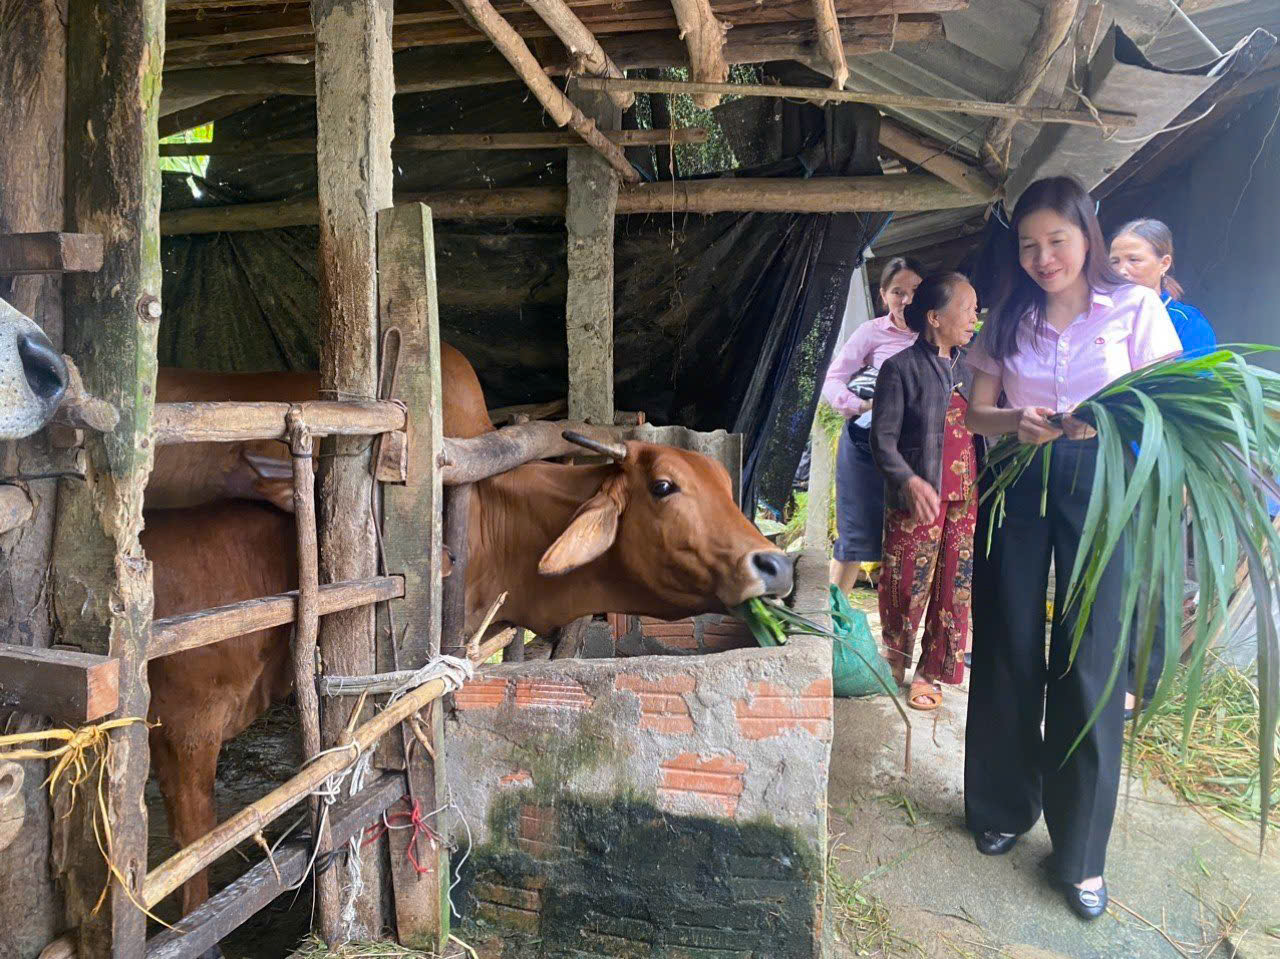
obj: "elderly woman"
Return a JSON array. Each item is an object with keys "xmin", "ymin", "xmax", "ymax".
[
  {"xmin": 821, "ymin": 257, "xmax": 924, "ymax": 592},
  {"xmin": 869, "ymin": 272, "xmax": 979, "ymax": 711}
]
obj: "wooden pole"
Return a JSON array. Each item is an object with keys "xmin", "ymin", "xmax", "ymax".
[
  {"xmin": 375, "ymin": 203, "xmax": 449, "ymax": 950},
  {"xmin": 981, "ymin": 0, "xmax": 1081, "ymax": 176},
  {"xmin": 286, "ymin": 411, "xmax": 343, "ymax": 942},
  {"xmin": 566, "ymin": 87, "xmax": 619, "ymax": 426},
  {"xmin": 159, "ymin": 175, "xmax": 980, "ymax": 235},
  {"xmin": 151, "ymin": 399, "xmax": 404, "ymax": 445},
  {"xmin": 452, "ymin": 0, "xmax": 640, "ymax": 183},
  {"xmin": 157, "ymin": 129, "xmax": 708, "ymax": 156},
  {"xmin": 50, "ymin": 1, "xmax": 164, "ymax": 956},
  {"xmin": 669, "ymin": 0, "xmax": 731, "ymax": 107},
  {"xmin": 522, "ymin": 0, "xmax": 632, "ymax": 110},
  {"xmin": 310, "ymin": 0, "xmax": 394, "ymax": 938},
  {"xmin": 441, "ymin": 484, "xmax": 472, "ymax": 658},
  {"xmin": 813, "ymin": 0, "xmax": 851, "ymax": 91},
  {"xmin": 0, "ymin": 2, "xmax": 67, "ymax": 946},
  {"xmin": 877, "ymin": 117, "xmax": 999, "ymax": 199},
  {"xmin": 574, "ymin": 76, "xmax": 1137, "ymax": 127}
]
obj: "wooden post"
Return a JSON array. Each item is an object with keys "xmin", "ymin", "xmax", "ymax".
[
  {"xmin": 375, "ymin": 203, "xmax": 449, "ymax": 950},
  {"xmin": 311, "ymin": 0, "xmax": 394, "ymax": 939},
  {"xmin": 441, "ymin": 484, "xmax": 472, "ymax": 659},
  {"xmin": 50, "ymin": 1, "xmax": 164, "ymax": 957},
  {"xmin": 0, "ymin": 0, "xmax": 67, "ymax": 952},
  {"xmin": 566, "ymin": 88, "xmax": 619, "ymax": 426}
]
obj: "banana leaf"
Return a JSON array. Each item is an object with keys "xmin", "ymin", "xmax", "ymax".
[{"xmin": 983, "ymin": 345, "xmax": 1280, "ymax": 850}]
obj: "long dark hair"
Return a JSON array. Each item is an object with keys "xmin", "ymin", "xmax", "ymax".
[
  {"xmin": 1113, "ymin": 218, "xmax": 1185, "ymax": 300},
  {"xmin": 984, "ymin": 176, "xmax": 1125, "ymax": 360},
  {"xmin": 903, "ymin": 272, "xmax": 968, "ymax": 336}
]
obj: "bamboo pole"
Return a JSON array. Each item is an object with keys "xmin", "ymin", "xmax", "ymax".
[
  {"xmin": 574, "ymin": 76, "xmax": 1137, "ymax": 127},
  {"xmin": 140, "ymin": 596, "xmax": 507, "ymax": 909},
  {"xmin": 286, "ymin": 409, "xmax": 342, "ymax": 941},
  {"xmin": 522, "ymin": 0, "xmax": 632, "ymax": 110},
  {"xmin": 452, "ymin": 0, "xmax": 640, "ymax": 183},
  {"xmin": 159, "ymin": 175, "xmax": 979, "ymax": 235},
  {"xmin": 813, "ymin": 0, "xmax": 850, "ymax": 91},
  {"xmin": 151, "ymin": 399, "xmax": 405, "ymax": 444},
  {"xmin": 157, "ymin": 129, "xmax": 708, "ymax": 156}
]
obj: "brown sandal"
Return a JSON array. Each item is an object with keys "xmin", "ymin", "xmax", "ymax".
[{"xmin": 907, "ymin": 679, "xmax": 943, "ymax": 711}]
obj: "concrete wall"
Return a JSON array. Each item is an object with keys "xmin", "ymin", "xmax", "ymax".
[
  {"xmin": 1102, "ymin": 93, "xmax": 1280, "ymax": 370},
  {"xmin": 444, "ymin": 552, "xmax": 834, "ymax": 958}
]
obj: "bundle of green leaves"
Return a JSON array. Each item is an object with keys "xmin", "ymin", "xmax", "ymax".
[{"xmin": 983, "ymin": 346, "xmax": 1280, "ymax": 846}]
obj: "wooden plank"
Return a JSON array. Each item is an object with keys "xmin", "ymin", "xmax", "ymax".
[
  {"xmin": 566, "ymin": 87, "xmax": 619, "ymax": 427},
  {"xmin": 157, "ymin": 128, "xmax": 708, "ymax": 155},
  {"xmin": 151, "ymin": 399, "xmax": 405, "ymax": 444},
  {"xmin": 575, "ymin": 76, "xmax": 1137, "ymax": 126},
  {"xmin": 441, "ymin": 484, "xmax": 472, "ymax": 658},
  {"xmin": 376, "ymin": 203, "xmax": 449, "ymax": 950},
  {"xmin": 311, "ymin": 0, "xmax": 395, "ymax": 939},
  {"xmin": 0, "ymin": 233, "xmax": 103, "ymax": 276},
  {"xmin": 145, "ymin": 773, "xmax": 407, "ymax": 959},
  {"xmin": 50, "ymin": 0, "xmax": 164, "ymax": 956},
  {"xmin": 159, "ymin": 174, "xmax": 979, "ymax": 235},
  {"xmin": 149, "ymin": 576, "xmax": 404, "ymax": 660},
  {"xmin": 158, "ymin": 95, "xmax": 263, "ymax": 137},
  {"xmin": 0, "ymin": 645, "xmax": 119, "ymax": 724}
]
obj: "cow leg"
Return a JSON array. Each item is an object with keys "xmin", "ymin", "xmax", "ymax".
[{"xmin": 150, "ymin": 732, "xmax": 222, "ymax": 919}]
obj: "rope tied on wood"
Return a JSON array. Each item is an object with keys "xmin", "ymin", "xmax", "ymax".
[{"xmin": 0, "ymin": 717, "xmax": 168, "ymax": 926}]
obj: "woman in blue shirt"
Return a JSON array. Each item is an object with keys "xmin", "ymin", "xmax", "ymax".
[
  {"xmin": 1110, "ymin": 218, "xmax": 1217, "ymax": 717},
  {"xmin": 1109, "ymin": 219, "xmax": 1216, "ymax": 357}
]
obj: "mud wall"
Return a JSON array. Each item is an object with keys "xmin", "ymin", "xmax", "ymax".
[{"xmin": 443, "ymin": 552, "xmax": 834, "ymax": 958}]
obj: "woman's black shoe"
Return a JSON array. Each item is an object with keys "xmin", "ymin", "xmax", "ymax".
[
  {"xmin": 1062, "ymin": 880, "xmax": 1108, "ymax": 920},
  {"xmin": 975, "ymin": 831, "xmax": 1018, "ymax": 856}
]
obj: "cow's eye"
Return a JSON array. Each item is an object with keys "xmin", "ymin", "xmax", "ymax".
[{"xmin": 650, "ymin": 479, "xmax": 678, "ymax": 499}]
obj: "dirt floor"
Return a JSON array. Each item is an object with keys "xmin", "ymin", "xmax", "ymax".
[{"xmin": 825, "ymin": 586, "xmax": 1280, "ymax": 959}]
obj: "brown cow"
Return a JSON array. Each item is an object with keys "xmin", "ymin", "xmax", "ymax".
[{"xmin": 145, "ymin": 344, "xmax": 791, "ymax": 924}]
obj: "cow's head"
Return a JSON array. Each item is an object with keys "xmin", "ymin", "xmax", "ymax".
[
  {"xmin": 0, "ymin": 298, "xmax": 68, "ymax": 441},
  {"xmin": 538, "ymin": 432, "xmax": 793, "ymax": 614}
]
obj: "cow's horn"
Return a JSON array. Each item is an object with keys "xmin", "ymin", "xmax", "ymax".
[{"xmin": 562, "ymin": 430, "xmax": 628, "ymax": 461}]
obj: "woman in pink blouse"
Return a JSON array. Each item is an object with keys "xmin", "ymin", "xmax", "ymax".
[
  {"xmin": 821, "ymin": 257, "xmax": 923, "ymax": 593},
  {"xmin": 962, "ymin": 177, "xmax": 1179, "ymax": 921}
]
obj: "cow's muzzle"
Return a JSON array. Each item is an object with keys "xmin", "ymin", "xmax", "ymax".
[
  {"xmin": 749, "ymin": 549, "xmax": 794, "ymax": 598},
  {"xmin": 17, "ymin": 328, "xmax": 68, "ymax": 414}
]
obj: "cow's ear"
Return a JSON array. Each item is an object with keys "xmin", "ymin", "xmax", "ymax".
[{"xmin": 538, "ymin": 473, "xmax": 628, "ymax": 576}]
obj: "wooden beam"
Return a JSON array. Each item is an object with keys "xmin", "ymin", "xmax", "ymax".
[
  {"xmin": 375, "ymin": 203, "xmax": 449, "ymax": 950},
  {"xmin": 878, "ymin": 117, "xmax": 998, "ymax": 199},
  {"xmin": 453, "ymin": 0, "xmax": 640, "ymax": 183},
  {"xmin": 0, "ymin": 233, "xmax": 103, "ymax": 276},
  {"xmin": 981, "ymin": 0, "xmax": 1081, "ymax": 176},
  {"xmin": 159, "ymin": 175, "xmax": 980, "ymax": 235},
  {"xmin": 157, "ymin": 128, "xmax": 709, "ymax": 156},
  {"xmin": 566, "ymin": 87, "xmax": 619, "ymax": 426},
  {"xmin": 670, "ymin": 0, "xmax": 731, "ymax": 107},
  {"xmin": 0, "ymin": 645, "xmax": 119, "ymax": 724},
  {"xmin": 158, "ymin": 95, "xmax": 263, "ymax": 137},
  {"xmin": 813, "ymin": 0, "xmax": 850, "ymax": 91},
  {"xmin": 51, "ymin": 0, "xmax": 164, "ymax": 956},
  {"xmin": 310, "ymin": 0, "xmax": 394, "ymax": 939},
  {"xmin": 148, "ymin": 576, "xmax": 404, "ymax": 660},
  {"xmin": 576, "ymin": 75, "xmax": 1136, "ymax": 126},
  {"xmin": 151, "ymin": 399, "xmax": 405, "ymax": 444},
  {"xmin": 144, "ymin": 773, "xmax": 407, "ymax": 959},
  {"xmin": 523, "ymin": 0, "xmax": 633, "ymax": 110}
]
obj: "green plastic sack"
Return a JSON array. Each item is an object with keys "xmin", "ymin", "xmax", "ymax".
[{"xmin": 829, "ymin": 585, "xmax": 895, "ymax": 698}]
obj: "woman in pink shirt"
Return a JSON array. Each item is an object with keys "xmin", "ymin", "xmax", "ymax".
[
  {"xmin": 821, "ymin": 257, "xmax": 923, "ymax": 593},
  {"xmin": 962, "ymin": 177, "xmax": 1179, "ymax": 921}
]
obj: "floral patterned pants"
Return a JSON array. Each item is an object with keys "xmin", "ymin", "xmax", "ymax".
[{"xmin": 878, "ymin": 486, "xmax": 977, "ymax": 685}]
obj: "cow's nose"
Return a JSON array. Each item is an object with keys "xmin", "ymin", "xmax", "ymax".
[
  {"xmin": 750, "ymin": 550, "xmax": 794, "ymax": 597},
  {"xmin": 17, "ymin": 330, "xmax": 68, "ymax": 410}
]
